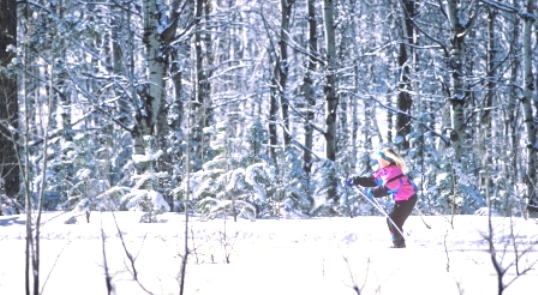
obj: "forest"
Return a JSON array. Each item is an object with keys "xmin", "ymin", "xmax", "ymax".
[{"xmin": 0, "ymin": 0, "xmax": 537, "ymax": 220}]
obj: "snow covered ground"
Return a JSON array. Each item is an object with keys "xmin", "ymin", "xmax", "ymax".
[{"xmin": 1, "ymin": 212, "xmax": 537, "ymax": 295}]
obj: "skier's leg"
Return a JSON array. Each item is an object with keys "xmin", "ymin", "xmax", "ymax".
[
  {"xmin": 387, "ymin": 207, "xmax": 405, "ymax": 247},
  {"xmin": 387, "ymin": 195, "xmax": 417, "ymax": 247}
]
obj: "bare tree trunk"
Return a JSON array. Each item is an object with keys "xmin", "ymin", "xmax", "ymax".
[
  {"xmin": 521, "ymin": 0, "xmax": 537, "ymax": 212},
  {"xmin": 445, "ymin": 0, "xmax": 471, "ymax": 161},
  {"xmin": 110, "ymin": 5, "xmax": 132, "ymax": 187},
  {"xmin": 479, "ymin": 8, "xmax": 497, "ymax": 195},
  {"xmin": 19, "ymin": 2, "xmax": 32, "ymax": 291},
  {"xmin": 169, "ymin": 53, "xmax": 185, "ymax": 210},
  {"xmin": 33, "ymin": 67, "xmax": 55, "ymax": 295},
  {"xmin": 132, "ymin": 0, "xmax": 164, "ymax": 188},
  {"xmin": 322, "ymin": 0, "xmax": 338, "ymax": 205},
  {"xmin": 386, "ymin": 94, "xmax": 393, "ymax": 143},
  {"xmin": 132, "ymin": 0, "xmax": 180, "ymax": 189},
  {"xmin": 20, "ymin": 4, "xmax": 35, "ymax": 294},
  {"xmin": 396, "ymin": 0, "xmax": 416, "ymax": 150},
  {"xmin": 0, "ymin": 0, "xmax": 20, "ymax": 199},
  {"xmin": 443, "ymin": 0, "xmax": 478, "ymax": 215},
  {"xmin": 302, "ymin": 0, "xmax": 317, "ymax": 175},
  {"xmin": 179, "ymin": 100, "xmax": 193, "ymax": 295},
  {"xmin": 157, "ymin": 1, "xmax": 188, "ymax": 209},
  {"xmin": 267, "ymin": 0, "xmax": 295, "ymax": 163},
  {"xmin": 192, "ymin": 0, "xmax": 212, "ymax": 171},
  {"xmin": 56, "ymin": 0, "xmax": 74, "ymax": 203},
  {"xmin": 21, "ymin": 56, "xmax": 54, "ymax": 295},
  {"xmin": 503, "ymin": 0, "xmax": 520, "ymax": 199},
  {"xmin": 267, "ymin": 91, "xmax": 278, "ymax": 163},
  {"xmin": 279, "ymin": 0, "xmax": 294, "ymax": 147}
]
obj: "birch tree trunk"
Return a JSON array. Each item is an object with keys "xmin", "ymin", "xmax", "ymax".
[
  {"xmin": 386, "ymin": 94, "xmax": 393, "ymax": 143},
  {"xmin": 156, "ymin": 1, "xmax": 190, "ymax": 209},
  {"xmin": 503, "ymin": 1, "xmax": 520, "ymax": 188},
  {"xmin": 132, "ymin": 0, "xmax": 166, "ymax": 189},
  {"xmin": 446, "ymin": 0, "xmax": 467, "ymax": 160},
  {"xmin": 349, "ymin": 2, "xmax": 360, "ymax": 173},
  {"xmin": 521, "ymin": 0, "xmax": 537, "ymax": 212},
  {"xmin": 132, "ymin": 1, "xmax": 181, "ymax": 189},
  {"xmin": 479, "ymin": 8, "xmax": 497, "ymax": 194},
  {"xmin": 0, "ymin": 0, "xmax": 20, "ymax": 199},
  {"xmin": 323, "ymin": 0, "xmax": 338, "ymax": 204}
]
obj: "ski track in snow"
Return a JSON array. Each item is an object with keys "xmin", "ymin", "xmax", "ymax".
[{"xmin": 0, "ymin": 212, "xmax": 537, "ymax": 295}]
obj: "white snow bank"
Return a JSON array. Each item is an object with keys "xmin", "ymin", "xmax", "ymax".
[{"xmin": 0, "ymin": 213, "xmax": 537, "ymax": 295}]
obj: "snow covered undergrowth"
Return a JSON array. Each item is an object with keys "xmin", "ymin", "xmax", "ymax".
[{"xmin": 1, "ymin": 212, "xmax": 537, "ymax": 295}]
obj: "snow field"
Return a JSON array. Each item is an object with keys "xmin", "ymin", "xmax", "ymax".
[{"xmin": 0, "ymin": 212, "xmax": 537, "ymax": 295}]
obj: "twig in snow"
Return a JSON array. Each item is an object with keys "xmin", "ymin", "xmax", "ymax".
[
  {"xmin": 112, "ymin": 212, "xmax": 153, "ymax": 295},
  {"xmin": 100, "ymin": 216, "xmax": 113, "ymax": 295},
  {"xmin": 342, "ymin": 256, "xmax": 361, "ymax": 295},
  {"xmin": 443, "ymin": 229, "xmax": 451, "ymax": 272},
  {"xmin": 40, "ymin": 241, "xmax": 72, "ymax": 294}
]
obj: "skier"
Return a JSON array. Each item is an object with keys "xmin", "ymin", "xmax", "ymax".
[{"xmin": 344, "ymin": 148, "xmax": 417, "ymax": 248}]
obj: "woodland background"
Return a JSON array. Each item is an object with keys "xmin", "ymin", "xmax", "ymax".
[{"xmin": 0, "ymin": 0, "xmax": 538, "ymax": 220}]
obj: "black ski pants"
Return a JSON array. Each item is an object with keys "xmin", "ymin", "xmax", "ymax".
[{"xmin": 387, "ymin": 194, "xmax": 417, "ymax": 245}]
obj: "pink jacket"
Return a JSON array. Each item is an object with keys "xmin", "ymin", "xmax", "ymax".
[{"xmin": 373, "ymin": 165, "xmax": 416, "ymax": 202}]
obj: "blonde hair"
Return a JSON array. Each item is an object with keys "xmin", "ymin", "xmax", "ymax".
[{"xmin": 380, "ymin": 147, "xmax": 408, "ymax": 174}]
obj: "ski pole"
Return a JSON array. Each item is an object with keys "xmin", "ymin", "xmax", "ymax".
[
  {"xmin": 347, "ymin": 184, "xmax": 406, "ymax": 239},
  {"xmin": 414, "ymin": 206, "xmax": 432, "ymax": 229}
]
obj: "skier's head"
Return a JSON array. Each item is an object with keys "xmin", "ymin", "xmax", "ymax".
[{"xmin": 377, "ymin": 148, "xmax": 408, "ymax": 173}]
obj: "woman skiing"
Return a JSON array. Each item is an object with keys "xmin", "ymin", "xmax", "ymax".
[{"xmin": 345, "ymin": 148, "xmax": 417, "ymax": 248}]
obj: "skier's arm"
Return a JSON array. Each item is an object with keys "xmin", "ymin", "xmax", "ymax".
[
  {"xmin": 351, "ymin": 176, "xmax": 391, "ymax": 198},
  {"xmin": 351, "ymin": 176, "xmax": 377, "ymax": 187}
]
